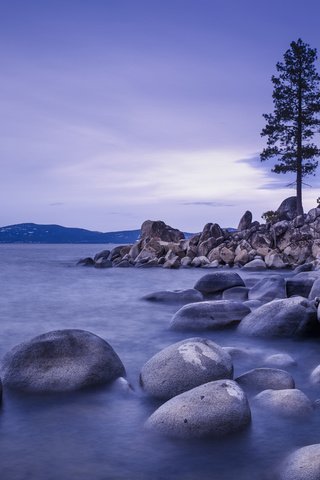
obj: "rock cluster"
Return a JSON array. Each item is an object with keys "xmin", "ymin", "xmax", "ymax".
[{"xmin": 81, "ymin": 198, "xmax": 320, "ymax": 269}]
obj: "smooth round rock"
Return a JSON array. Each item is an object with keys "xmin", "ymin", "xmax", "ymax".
[
  {"xmin": 1, "ymin": 329, "xmax": 125, "ymax": 393},
  {"xmin": 310, "ymin": 365, "xmax": 320, "ymax": 384},
  {"xmin": 279, "ymin": 444, "xmax": 320, "ymax": 480},
  {"xmin": 194, "ymin": 272, "xmax": 244, "ymax": 294},
  {"xmin": 142, "ymin": 289, "xmax": 203, "ymax": 304},
  {"xmin": 238, "ymin": 297, "xmax": 318, "ymax": 337},
  {"xmin": 235, "ymin": 368, "xmax": 295, "ymax": 393},
  {"xmin": 170, "ymin": 300, "xmax": 250, "ymax": 331},
  {"xmin": 140, "ymin": 338, "xmax": 233, "ymax": 399},
  {"xmin": 241, "ymin": 259, "xmax": 267, "ymax": 270},
  {"xmin": 264, "ymin": 353, "xmax": 297, "ymax": 368},
  {"xmin": 254, "ymin": 389, "xmax": 312, "ymax": 417},
  {"xmin": 145, "ymin": 379, "xmax": 251, "ymax": 439}
]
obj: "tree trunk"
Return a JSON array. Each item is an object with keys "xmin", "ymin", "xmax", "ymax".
[{"xmin": 296, "ymin": 63, "xmax": 304, "ymax": 217}]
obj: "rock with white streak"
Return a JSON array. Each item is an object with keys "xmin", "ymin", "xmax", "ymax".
[
  {"xmin": 145, "ymin": 379, "xmax": 251, "ymax": 438},
  {"xmin": 140, "ymin": 338, "xmax": 233, "ymax": 399}
]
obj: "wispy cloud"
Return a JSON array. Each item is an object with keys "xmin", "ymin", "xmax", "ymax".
[{"xmin": 182, "ymin": 201, "xmax": 234, "ymax": 207}]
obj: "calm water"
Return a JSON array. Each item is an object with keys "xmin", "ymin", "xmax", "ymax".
[{"xmin": 0, "ymin": 244, "xmax": 320, "ymax": 480}]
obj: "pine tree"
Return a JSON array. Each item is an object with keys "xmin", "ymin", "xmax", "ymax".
[{"xmin": 261, "ymin": 39, "xmax": 320, "ymax": 216}]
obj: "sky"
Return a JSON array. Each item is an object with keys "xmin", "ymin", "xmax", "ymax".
[{"xmin": 1, "ymin": 0, "xmax": 320, "ymax": 232}]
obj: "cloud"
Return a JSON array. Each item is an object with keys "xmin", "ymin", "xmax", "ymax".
[
  {"xmin": 49, "ymin": 202, "xmax": 64, "ymax": 206},
  {"xmin": 182, "ymin": 201, "xmax": 234, "ymax": 207}
]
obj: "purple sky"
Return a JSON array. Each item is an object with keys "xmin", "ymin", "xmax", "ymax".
[{"xmin": 1, "ymin": 0, "xmax": 320, "ymax": 232}]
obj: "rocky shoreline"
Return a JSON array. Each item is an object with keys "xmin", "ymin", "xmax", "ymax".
[{"xmin": 79, "ymin": 197, "xmax": 320, "ymax": 270}]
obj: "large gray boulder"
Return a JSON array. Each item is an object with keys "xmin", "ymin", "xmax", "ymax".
[
  {"xmin": 142, "ymin": 289, "xmax": 203, "ymax": 304},
  {"xmin": 140, "ymin": 338, "xmax": 233, "ymax": 400},
  {"xmin": 238, "ymin": 297, "xmax": 318, "ymax": 337},
  {"xmin": 235, "ymin": 368, "xmax": 295, "ymax": 393},
  {"xmin": 194, "ymin": 272, "xmax": 244, "ymax": 294},
  {"xmin": 237, "ymin": 210, "xmax": 253, "ymax": 231},
  {"xmin": 1, "ymin": 329, "xmax": 125, "ymax": 393},
  {"xmin": 145, "ymin": 379, "xmax": 251, "ymax": 439},
  {"xmin": 170, "ymin": 300, "xmax": 250, "ymax": 331},
  {"xmin": 279, "ymin": 444, "xmax": 320, "ymax": 480},
  {"xmin": 140, "ymin": 220, "xmax": 184, "ymax": 242},
  {"xmin": 276, "ymin": 196, "xmax": 297, "ymax": 221},
  {"xmin": 248, "ymin": 275, "xmax": 286, "ymax": 303},
  {"xmin": 254, "ymin": 389, "xmax": 312, "ymax": 417}
]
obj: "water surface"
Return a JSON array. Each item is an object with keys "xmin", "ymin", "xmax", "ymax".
[{"xmin": 0, "ymin": 244, "xmax": 319, "ymax": 480}]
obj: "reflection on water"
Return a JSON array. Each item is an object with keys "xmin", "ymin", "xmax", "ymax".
[{"xmin": 0, "ymin": 244, "xmax": 319, "ymax": 479}]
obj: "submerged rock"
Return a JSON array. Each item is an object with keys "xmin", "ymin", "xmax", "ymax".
[
  {"xmin": 279, "ymin": 444, "xmax": 320, "ymax": 480},
  {"xmin": 170, "ymin": 300, "xmax": 250, "ymax": 331},
  {"xmin": 77, "ymin": 257, "xmax": 94, "ymax": 266},
  {"xmin": 140, "ymin": 338, "xmax": 233, "ymax": 400},
  {"xmin": 145, "ymin": 379, "xmax": 251, "ymax": 439},
  {"xmin": 310, "ymin": 365, "xmax": 320, "ymax": 384},
  {"xmin": 1, "ymin": 329, "xmax": 125, "ymax": 393},
  {"xmin": 142, "ymin": 289, "xmax": 203, "ymax": 304},
  {"xmin": 235, "ymin": 368, "xmax": 295, "ymax": 393},
  {"xmin": 286, "ymin": 272, "xmax": 319, "ymax": 298},
  {"xmin": 194, "ymin": 272, "xmax": 244, "ymax": 294},
  {"xmin": 248, "ymin": 275, "xmax": 286, "ymax": 304},
  {"xmin": 254, "ymin": 388, "xmax": 312, "ymax": 417},
  {"xmin": 222, "ymin": 286, "xmax": 249, "ymax": 301},
  {"xmin": 238, "ymin": 297, "xmax": 318, "ymax": 337},
  {"xmin": 264, "ymin": 353, "xmax": 297, "ymax": 368}
]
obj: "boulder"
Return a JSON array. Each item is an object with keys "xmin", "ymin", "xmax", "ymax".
[
  {"xmin": 265, "ymin": 252, "xmax": 288, "ymax": 269},
  {"xmin": 238, "ymin": 297, "xmax": 318, "ymax": 337},
  {"xmin": 145, "ymin": 380, "xmax": 251, "ymax": 438},
  {"xmin": 163, "ymin": 255, "xmax": 180, "ymax": 269},
  {"xmin": 194, "ymin": 271, "xmax": 244, "ymax": 294},
  {"xmin": 199, "ymin": 223, "xmax": 223, "ymax": 243},
  {"xmin": 140, "ymin": 338, "xmax": 233, "ymax": 400},
  {"xmin": 237, "ymin": 211, "xmax": 252, "ymax": 231},
  {"xmin": 241, "ymin": 259, "xmax": 267, "ymax": 270},
  {"xmin": 93, "ymin": 249, "xmax": 111, "ymax": 262},
  {"xmin": 94, "ymin": 257, "xmax": 113, "ymax": 268},
  {"xmin": 235, "ymin": 368, "xmax": 295, "ymax": 393},
  {"xmin": 191, "ymin": 256, "xmax": 210, "ymax": 267},
  {"xmin": 170, "ymin": 300, "xmax": 250, "ymax": 331},
  {"xmin": 276, "ymin": 196, "xmax": 297, "ymax": 221},
  {"xmin": 140, "ymin": 220, "xmax": 184, "ymax": 243},
  {"xmin": 77, "ymin": 257, "xmax": 94, "ymax": 266},
  {"xmin": 286, "ymin": 272, "xmax": 319, "ymax": 298},
  {"xmin": 142, "ymin": 289, "xmax": 203, "ymax": 304},
  {"xmin": 181, "ymin": 256, "xmax": 192, "ymax": 267},
  {"xmin": 279, "ymin": 444, "xmax": 320, "ymax": 480},
  {"xmin": 219, "ymin": 247, "xmax": 235, "ymax": 264},
  {"xmin": 310, "ymin": 365, "xmax": 320, "ymax": 384},
  {"xmin": 264, "ymin": 354, "xmax": 297, "ymax": 368},
  {"xmin": 254, "ymin": 389, "xmax": 312, "ymax": 417},
  {"xmin": 222, "ymin": 286, "xmax": 249, "ymax": 301},
  {"xmin": 1, "ymin": 329, "xmax": 125, "ymax": 393},
  {"xmin": 248, "ymin": 275, "xmax": 286, "ymax": 303},
  {"xmin": 309, "ymin": 278, "xmax": 320, "ymax": 299}
]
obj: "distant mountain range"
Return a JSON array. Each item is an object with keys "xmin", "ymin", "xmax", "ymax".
[
  {"xmin": 0, "ymin": 223, "xmax": 235, "ymax": 244},
  {"xmin": 0, "ymin": 223, "xmax": 141, "ymax": 244}
]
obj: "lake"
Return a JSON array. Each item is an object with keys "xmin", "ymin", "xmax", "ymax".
[{"xmin": 0, "ymin": 244, "xmax": 319, "ymax": 480}]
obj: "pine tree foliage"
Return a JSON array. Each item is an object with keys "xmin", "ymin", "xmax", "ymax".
[{"xmin": 261, "ymin": 39, "xmax": 320, "ymax": 215}]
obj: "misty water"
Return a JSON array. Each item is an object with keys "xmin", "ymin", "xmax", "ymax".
[{"xmin": 0, "ymin": 244, "xmax": 320, "ymax": 480}]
